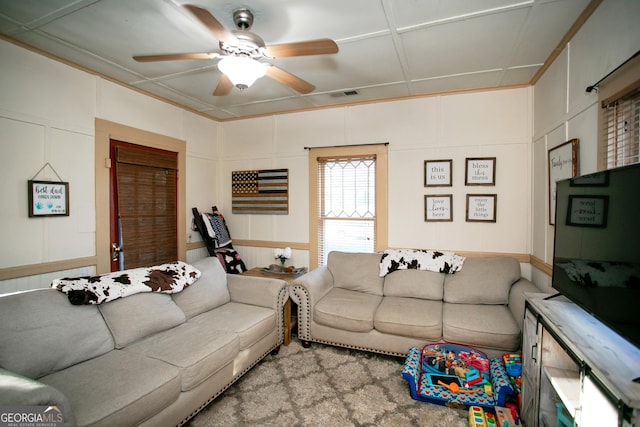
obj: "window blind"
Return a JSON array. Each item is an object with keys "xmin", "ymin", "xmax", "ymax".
[
  {"xmin": 115, "ymin": 145, "xmax": 178, "ymax": 269},
  {"xmin": 602, "ymin": 87, "xmax": 640, "ymax": 168},
  {"xmin": 316, "ymin": 155, "xmax": 376, "ymax": 266}
]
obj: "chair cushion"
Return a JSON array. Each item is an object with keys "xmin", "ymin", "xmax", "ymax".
[
  {"xmin": 443, "ymin": 303, "xmax": 520, "ymax": 351},
  {"xmin": 0, "ymin": 289, "xmax": 114, "ymax": 379},
  {"xmin": 190, "ymin": 302, "xmax": 276, "ymax": 350},
  {"xmin": 124, "ymin": 322, "xmax": 239, "ymax": 391},
  {"xmin": 374, "ymin": 296, "xmax": 442, "ymax": 340},
  {"xmin": 383, "ymin": 269, "xmax": 444, "ymax": 300},
  {"xmin": 40, "ymin": 350, "xmax": 180, "ymax": 427},
  {"xmin": 443, "ymin": 257, "xmax": 521, "ymax": 304},
  {"xmin": 99, "ymin": 293, "xmax": 186, "ymax": 348},
  {"xmin": 314, "ymin": 288, "xmax": 382, "ymax": 332},
  {"xmin": 327, "ymin": 251, "xmax": 384, "ymax": 295},
  {"xmin": 173, "ymin": 257, "xmax": 230, "ymax": 319}
]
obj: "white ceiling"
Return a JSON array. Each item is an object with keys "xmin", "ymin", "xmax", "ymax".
[{"xmin": 0, "ymin": 0, "xmax": 594, "ymax": 121}]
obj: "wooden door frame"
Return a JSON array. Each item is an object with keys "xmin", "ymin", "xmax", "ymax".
[{"xmin": 95, "ymin": 119, "xmax": 186, "ymax": 274}]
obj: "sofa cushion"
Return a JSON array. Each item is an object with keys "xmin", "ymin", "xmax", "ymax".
[
  {"xmin": 443, "ymin": 303, "xmax": 520, "ymax": 351},
  {"xmin": 99, "ymin": 293, "xmax": 186, "ymax": 348},
  {"xmin": 327, "ymin": 251, "xmax": 384, "ymax": 295},
  {"xmin": 383, "ymin": 270, "xmax": 444, "ymax": 300},
  {"xmin": 124, "ymin": 322, "xmax": 239, "ymax": 391},
  {"xmin": 0, "ymin": 289, "xmax": 114, "ymax": 379},
  {"xmin": 173, "ymin": 257, "xmax": 230, "ymax": 319},
  {"xmin": 443, "ymin": 256, "xmax": 521, "ymax": 304},
  {"xmin": 40, "ymin": 350, "xmax": 181, "ymax": 427},
  {"xmin": 374, "ymin": 296, "xmax": 442, "ymax": 340},
  {"xmin": 190, "ymin": 302, "xmax": 276, "ymax": 350},
  {"xmin": 314, "ymin": 288, "xmax": 382, "ymax": 332}
]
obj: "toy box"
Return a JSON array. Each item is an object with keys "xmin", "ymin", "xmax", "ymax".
[{"xmin": 402, "ymin": 343, "xmax": 515, "ymax": 411}]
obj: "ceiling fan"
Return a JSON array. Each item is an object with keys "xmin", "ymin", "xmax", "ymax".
[{"xmin": 133, "ymin": 4, "xmax": 339, "ymax": 96}]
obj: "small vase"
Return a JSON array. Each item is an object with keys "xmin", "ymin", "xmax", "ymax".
[{"xmin": 279, "ymin": 258, "xmax": 286, "ymax": 270}]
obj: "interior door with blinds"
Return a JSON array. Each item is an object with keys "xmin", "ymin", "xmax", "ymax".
[{"xmin": 110, "ymin": 140, "xmax": 178, "ymax": 271}]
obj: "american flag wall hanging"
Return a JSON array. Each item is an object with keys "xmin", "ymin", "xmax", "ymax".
[{"xmin": 231, "ymin": 169, "xmax": 289, "ymax": 214}]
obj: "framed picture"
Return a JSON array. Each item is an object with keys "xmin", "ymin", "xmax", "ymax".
[
  {"xmin": 466, "ymin": 194, "xmax": 496, "ymax": 222},
  {"xmin": 548, "ymin": 139, "xmax": 579, "ymax": 225},
  {"xmin": 424, "ymin": 159, "xmax": 452, "ymax": 187},
  {"xmin": 28, "ymin": 180, "xmax": 69, "ymax": 217},
  {"xmin": 425, "ymin": 195, "xmax": 453, "ymax": 222},
  {"xmin": 465, "ymin": 157, "xmax": 496, "ymax": 186},
  {"xmin": 566, "ymin": 195, "xmax": 608, "ymax": 227}
]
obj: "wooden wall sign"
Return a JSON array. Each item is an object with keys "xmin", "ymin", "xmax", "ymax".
[{"xmin": 232, "ymin": 169, "xmax": 289, "ymax": 214}]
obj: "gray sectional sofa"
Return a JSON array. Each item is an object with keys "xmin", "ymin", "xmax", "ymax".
[
  {"xmin": 0, "ymin": 257, "xmax": 288, "ymax": 427},
  {"xmin": 290, "ymin": 251, "xmax": 540, "ymax": 358}
]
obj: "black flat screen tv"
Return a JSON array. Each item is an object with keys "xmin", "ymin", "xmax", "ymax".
[{"xmin": 552, "ymin": 162, "xmax": 640, "ymax": 350}]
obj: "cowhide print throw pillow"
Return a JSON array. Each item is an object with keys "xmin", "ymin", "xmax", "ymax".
[
  {"xmin": 379, "ymin": 249, "xmax": 465, "ymax": 277},
  {"xmin": 52, "ymin": 261, "xmax": 201, "ymax": 305}
]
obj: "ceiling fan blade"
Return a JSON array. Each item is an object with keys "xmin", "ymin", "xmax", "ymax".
[
  {"xmin": 133, "ymin": 52, "xmax": 219, "ymax": 62},
  {"xmin": 183, "ymin": 4, "xmax": 238, "ymax": 44},
  {"xmin": 265, "ymin": 65, "xmax": 315, "ymax": 94},
  {"xmin": 263, "ymin": 39, "xmax": 338, "ymax": 58},
  {"xmin": 213, "ymin": 74, "xmax": 234, "ymax": 96}
]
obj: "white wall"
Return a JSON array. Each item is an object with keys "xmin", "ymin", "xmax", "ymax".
[
  {"xmin": 531, "ymin": 0, "xmax": 640, "ymax": 291},
  {"xmin": 8, "ymin": 0, "xmax": 637, "ymax": 293},
  {"xmin": 0, "ymin": 39, "xmax": 220, "ymax": 293},
  {"xmin": 219, "ymin": 87, "xmax": 533, "ymax": 269}
]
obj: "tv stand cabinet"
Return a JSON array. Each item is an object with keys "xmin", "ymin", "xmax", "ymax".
[{"xmin": 522, "ymin": 294, "xmax": 640, "ymax": 426}]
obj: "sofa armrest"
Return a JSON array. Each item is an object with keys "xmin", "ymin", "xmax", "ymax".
[
  {"xmin": 0, "ymin": 368, "xmax": 75, "ymax": 427},
  {"xmin": 289, "ymin": 266, "xmax": 334, "ymax": 341},
  {"xmin": 227, "ymin": 275, "xmax": 289, "ymax": 344},
  {"xmin": 508, "ymin": 278, "xmax": 541, "ymax": 330},
  {"xmin": 227, "ymin": 275, "xmax": 288, "ymax": 310}
]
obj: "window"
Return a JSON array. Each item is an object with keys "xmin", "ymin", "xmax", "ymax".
[
  {"xmin": 597, "ymin": 54, "xmax": 640, "ymax": 169},
  {"xmin": 308, "ymin": 145, "xmax": 388, "ymax": 269},
  {"xmin": 602, "ymin": 88, "xmax": 640, "ymax": 168}
]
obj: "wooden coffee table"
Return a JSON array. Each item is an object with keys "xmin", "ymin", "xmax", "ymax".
[{"xmin": 240, "ymin": 267, "xmax": 306, "ymax": 346}]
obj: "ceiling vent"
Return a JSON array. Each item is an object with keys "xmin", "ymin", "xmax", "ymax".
[{"xmin": 330, "ymin": 90, "xmax": 359, "ymax": 97}]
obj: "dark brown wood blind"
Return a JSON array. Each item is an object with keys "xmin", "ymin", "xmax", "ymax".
[{"xmin": 115, "ymin": 146, "xmax": 178, "ymax": 269}]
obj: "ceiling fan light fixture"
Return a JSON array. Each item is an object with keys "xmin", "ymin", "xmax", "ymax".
[{"xmin": 218, "ymin": 56, "xmax": 265, "ymax": 90}]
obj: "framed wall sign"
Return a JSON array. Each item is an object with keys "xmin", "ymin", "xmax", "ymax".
[
  {"xmin": 424, "ymin": 159, "xmax": 452, "ymax": 187},
  {"xmin": 466, "ymin": 194, "xmax": 496, "ymax": 222},
  {"xmin": 566, "ymin": 195, "xmax": 608, "ymax": 227},
  {"xmin": 425, "ymin": 195, "xmax": 453, "ymax": 222},
  {"xmin": 548, "ymin": 139, "xmax": 579, "ymax": 225},
  {"xmin": 465, "ymin": 157, "xmax": 496, "ymax": 185},
  {"xmin": 28, "ymin": 180, "xmax": 69, "ymax": 217}
]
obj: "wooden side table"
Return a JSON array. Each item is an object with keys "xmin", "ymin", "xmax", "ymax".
[{"xmin": 240, "ymin": 267, "xmax": 305, "ymax": 346}]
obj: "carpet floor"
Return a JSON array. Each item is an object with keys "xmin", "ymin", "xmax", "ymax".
[{"xmin": 186, "ymin": 339, "xmax": 469, "ymax": 426}]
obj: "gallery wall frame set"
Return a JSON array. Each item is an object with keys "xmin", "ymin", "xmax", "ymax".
[{"xmin": 424, "ymin": 194, "xmax": 498, "ymax": 222}]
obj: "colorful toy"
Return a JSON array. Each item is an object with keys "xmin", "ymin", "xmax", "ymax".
[
  {"xmin": 494, "ymin": 406, "xmax": 521, "ymax": 426},
  {"xmin": 464, "ymin": 368, "xmax": 487, "ymax": 387},
  {"xmin": 502, "ymin": 353, "xmax": 522, "ymax": 377},
  {"xmin": 468, "ymin": 406, "xmax": 497, "ymax": 427},
  {"xmin": 460, "ymin": 350, "xmax": 491, "ymax": 372}
]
